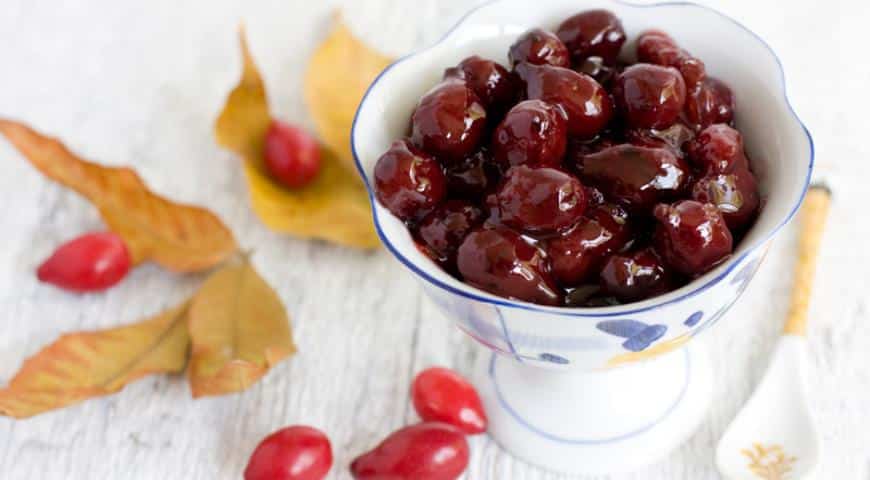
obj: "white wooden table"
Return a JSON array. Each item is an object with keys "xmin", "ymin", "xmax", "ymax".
[{"xmin": 1, "ymin": 0, "xmax": 868, "ymax": 478}]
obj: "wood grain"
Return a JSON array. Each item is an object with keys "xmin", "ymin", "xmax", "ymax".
[{"xmin": 0, "ymin": 0, "xmax": 868, "ymax": 479}]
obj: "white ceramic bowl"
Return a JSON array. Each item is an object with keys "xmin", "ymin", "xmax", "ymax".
[{"xmin": 352, "ymin": 0, "xmax": 812, "ymax": 372}]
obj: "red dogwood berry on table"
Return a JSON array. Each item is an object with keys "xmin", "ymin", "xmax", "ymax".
[
  {"xmin": 37, "ymin": 232, "xmax": 131, "ymax": 292},
  {"xmin": 350, "ymin": 422, "xmax": 469, "ymax": 480},
  {"xmin": 263, "ymin": 120, "xmax": 322, "ymax": 189},
  {"xmin": 412, "ymin": 367, "xmax": 487, "ymax": 434},
  {"xmin": 244, "ymin": 426, "xmax": 332, "ymax": 480}
]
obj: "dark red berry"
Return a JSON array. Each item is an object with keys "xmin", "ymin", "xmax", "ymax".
[
  {"xmin": 564, "ymin": 135, "xmax": 618, "ymax": 173},
  {"xmin": 244, "ymin": 426, "xmax": 332, "ymax": 480},
  {"xmin": 350, "ymin": 422, "xmax": 469, "ymax": 480},
  {"xmin": 636, "ymin": 30, "xmax": 705, "ymax": 88},
  {"xmin": 548, "ymin": 203, "xmax": 630, "ymax": 286},
  {"xmin": 417, "ymin": 200, "xmax": 483, "ymax": 269},
  {"xmin": 556, "ymin": 9, "xmax": 626, "ymax": 64},
  {"xmin": 685, "ymin": 77, "xmax": 735, "ymax": 129},
  {"xmin": 493, "ymin": 166, "xmax": 587, "ymax": 234},
  {"xmin": 516, "ymin": 63, "xmax": 613, "ymax": 139},
  {"xmin": 578, "ymin": 144, "xmax": 689, "ymax": 213},
  {"xmin": 444, "ymin": 148, "xmax": 496, "ymax": 199},
  {"xmin": 575, "ymin": 56, "xmax": 619, "ymax": 88},
  {"xmin": 653, "ymin": 200, "xmax": 733, "ymax": 276},
  {"xmin": 613, "ymin": 64, "xmax": 687, "ymax": 129},
  {"xmin": 685, "ymin": 124, "xmax": 749, "ymax": 174},
  {"xmin": 411, "ymin": 79, "xmax": 487, "ymax": 161},
  {"xmin": 691, "ymin": 171, "xmax": 760, "ymax": 232},
  {"xmin": 263, "ymin": 120, "xmax": 322, "ymax": 189},
  {"xmin": 374, "ymin": 139, "xmax": 446, "ymax": 221},
  {"xmin": 600, "ymin": 248, "xmax": 672, "ymax": 302},
  {"xmin": 457, "ymin": 226, "xmax": 561, "ymax": 305},
  {"xmin": 445, "ymin": 56, "xmax": 516, "ymax": 113},
  {"xmin": 508, "ymin": 28, "xmax": 570, "ymax": 68},
  {"xmin": 491, "ymin": 100, "xmax": 567, "ymax": 170},
  {"xmin": 412, "ymin": 367, "xmax": 487, "ymax": 435},
  {"xmin": 625, "ymin": 122, "xmax": 694, "ymax": 157},
  {"xmin": 37, "ymin": 232, "xmax": 131, "ymax": 292}
]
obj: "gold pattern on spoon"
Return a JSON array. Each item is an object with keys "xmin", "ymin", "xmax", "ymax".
[{"xmin": 741, "ymin": 443, "xmax": 797, "ymax": 480}]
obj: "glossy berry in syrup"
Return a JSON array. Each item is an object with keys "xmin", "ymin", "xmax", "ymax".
[
  {"xmin": 556, "ymin": 9, "xmax": 626, "ymax": 64},
  {"xmin": 508, "ymin": 28, "xmax": 571, "ymax": 68},
  {"xmin": 444, "ymin": 148, "xmax": 497, "ymax": 199},
  {"xmin": 691, "ymin": 171, "xmax": 759, "ymax": 232},
  {"xmin": 613, "ymin": 64, "xmax": 687, "ymax": 129},
  {"xmin": 516, "ymin": 62, "xmax": 613, "ymax": 139},
  {"xmin": 625, "ymin": 122, "xmax": 694, "ymax": 157},
  {"xmin": 445, "ymin": 55, "xmax": 516, "ymax": 113},
  {"xmin": 578, "ymin": 144, "xmax": 689, "ymax": 213},
  {"xmin": 410, "ymin": 78, "xmax": 487, "ymax": 161},
  {"xmin": 416, "ymin": 200, "xmax": 484, "ymax": 269},
  {"xmin": 685, "ymin": 123, "xmax": 750, "ymax": 174},
  {"xmin": 457, "ymin": 226, "xmax": 561, "ymax": 305},
  {"xmin": 599, "ymin": 248, "xmax": 672, "ymax": 302},
  {"xmin": 685, "ymin": 77, "xmax": 735, "ymax": 129},
  {"xmin": 491, "ymin": 99, "xmax": 567, "ymax": 170},
  {"xmin": 374, "ymin": 139, "xmax": 446, "ymax": 221},
  {"xmin": 636, "ymin": 30, "xmax": 706, "ymax": 88},
  {"xmin": 576, "ymin": 56, "xmax": 619, "ymax": 88},
  {"xmin": 548, "ymin": 203, "xmax": 630, "ymax": 286},
  {"xmin": 653, "ymin": 200, "xmax": 733, "ymax": 276},
  {"xmin": 493, "ymin": 165, "xmax": 587, "ymax": 234}
]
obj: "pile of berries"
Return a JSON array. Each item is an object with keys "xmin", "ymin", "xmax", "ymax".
[
  {"xmin": 244, "ymin": 367, "xmax": 486, "ymax": 480},
  {"xmin": 373, "ymin": 9, "xmax": 760, "ymax": 307}
]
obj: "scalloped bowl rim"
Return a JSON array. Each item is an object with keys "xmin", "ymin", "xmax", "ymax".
[{"xmin": 350, "ymin": 0, "xmax": 814, "ymax": 318}]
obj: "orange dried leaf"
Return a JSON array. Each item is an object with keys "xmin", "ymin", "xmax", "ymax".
[
  {"xmin": 304, "ymin": 14, "xmax": 393, "ymax": 170},
  {"xmin": 215, "ymin": 30, "xmax": 380, "ymax": 249},
  {"xmin": 187, "ymin": 256, "xmax": 295, "ymax": 397},
  {"xmin": 0, "ymin": 302, "xmax": 190, "ymax": 418},
  {"xmin": 0, "ymin": 120, "xmax": 238, "ymax": 272}
]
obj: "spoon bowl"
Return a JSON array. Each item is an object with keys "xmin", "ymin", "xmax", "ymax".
[
  {"xmin": 716, "ymin": 186, "xmax": 830, "ymax": 479},
  {"xmin": 716, "ymin": 336, "xmax": 820, "ymax": 479}
]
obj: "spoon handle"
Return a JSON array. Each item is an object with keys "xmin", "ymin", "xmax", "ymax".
[{"xmin": 783, "ymin": 185, "xmax": 832, "ymax": 336}]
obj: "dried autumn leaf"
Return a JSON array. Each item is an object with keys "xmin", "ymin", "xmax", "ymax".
[
  {"xmin": 215, "ymin": 30, "xmax": 380, "ymax": 249},
  {"xmin": 304, "ymin": 14, "xmax": 393, "ymax": 170},
  {"xmin": 214, "ymin": 28, "xmax": 271, "ymax": 160},
  {"xmin": 0, "ymin": 302, "xmax": 190, "ymax": 419},
  {"xmin": 187, "ymin": 256, "xmax": 295, "ymax": 397},
  {"xmin": 0, "ymin": 120, "xmax": 238, "ymax": 272}
]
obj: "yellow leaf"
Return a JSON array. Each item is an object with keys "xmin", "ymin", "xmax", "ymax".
[
  {"xmin": 0, "ymin": 120, "xmax": 239, "ymax": 272},
  {"xmin": 214, "ymin": 28, "xmax": 271, "ymax": 160},
  {"xmin": 0, "ymin": 302, "xmax": 190, "ymax": 418},
  {"xmin": 187, "ymin": 256, "xmax": 296, "ymax": 397},
  {"xmin": 215, "ymin": 29, "xmax": 380, "ymax": 249},
  {"xmin": 304, "ymin": 13, "xmax": 393, "ymax": 170}
]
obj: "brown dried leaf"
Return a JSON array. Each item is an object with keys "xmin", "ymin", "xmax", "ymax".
[
  {"xmin": 215, "ymin": 30, "xmax": 380, "ymax": 249},
  {"xmin": 0, "ymin": 120, "xmax": 238, "ymax": 272},
  {"xmin": 187, "ymin": 256, "xmax": 295, "ymax": 397},
  {"xmin": 304, "ymin": 14, "xmax": 393, "ymax": 170},
  {"xmin": 0, "ymin": 302, "xmax": 190, "ymax": 418}
]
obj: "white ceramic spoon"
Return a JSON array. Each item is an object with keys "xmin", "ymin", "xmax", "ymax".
[{"xmin": 716, "ymin": 186, "xmax": 831, "ymax": 480}]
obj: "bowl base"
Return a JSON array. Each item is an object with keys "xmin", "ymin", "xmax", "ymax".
[{"xmin": 473, "ymin": 342, "xmax": 712, "ymax": 475}]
